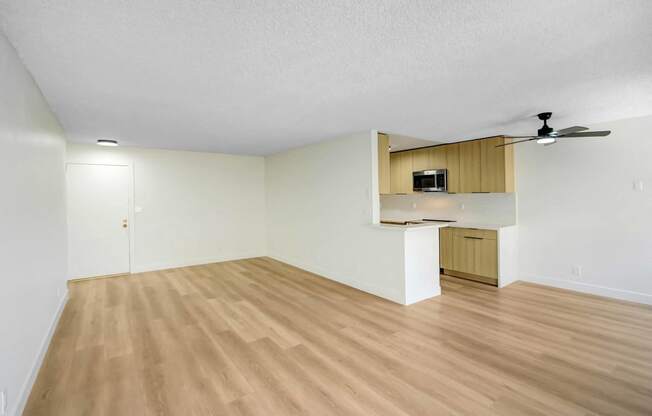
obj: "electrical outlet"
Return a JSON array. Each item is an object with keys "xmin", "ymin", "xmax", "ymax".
[
  {"xmin": 571, "ymin": 265, "xmax": 583, "ymax": 278},
  {"xmin": 1, "ymin": 388, "xmax": 7, "ymax": 416}
]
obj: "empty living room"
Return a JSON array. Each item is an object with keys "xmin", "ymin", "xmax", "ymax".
[{"xmin": 2, "ymin": 1, "xmax": 652, "ymax": 415}]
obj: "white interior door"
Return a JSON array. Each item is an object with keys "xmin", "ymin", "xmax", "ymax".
[{"xmin": 67, "ymin": 164, "xmax": 130, "ymax": 279}]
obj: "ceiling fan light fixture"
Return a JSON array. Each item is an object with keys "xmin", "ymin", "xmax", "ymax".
[
  {"xmin": 500, "ymin": 112, "xmax": 610, "ymax": 148},
  {"xmin": 536, "ymin": 137, "xmax": 556, "ymax": 145}
]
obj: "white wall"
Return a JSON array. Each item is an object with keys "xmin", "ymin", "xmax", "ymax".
[
  {"xmin": 265, "ymin": 131, "xmax": 409, "ymax": 303},
  {"xmin": 516, "ymin": 115, "xmax": 652, "ymax": 304},
  {"xmin": 0, "ymin": 33, "xmax": 68, "ymax": 416},
  {"xmin": 380, "ymin": 192, "xmax": 516, "ymax": 225},
  {"xmin": 66, "ymin": 144, "xmax": 266, "ymax": 273}
]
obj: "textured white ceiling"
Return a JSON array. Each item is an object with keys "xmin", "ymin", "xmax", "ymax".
[{"xmin": 1, "ymin": 1, "xmax": 651, "ymax": 155}]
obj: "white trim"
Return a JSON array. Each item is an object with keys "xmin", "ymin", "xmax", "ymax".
[
  {"xmin": 521, "ymin": 275, "xmax": 652, "ymax": 305},
  {"xmin": 131, "ymin": 251, "xmax": 265, "ymax": 274},
  {"xmin": 12, "ymin": 290, "xmax": 69, "ymax": 416},
  {"xmin": 404, "ymin": 287, "xmax": 441, "ymax": 305}
]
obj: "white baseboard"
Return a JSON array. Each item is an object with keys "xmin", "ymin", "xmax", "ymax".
[
  {"xmin": 521, "ymin": 275, "xmax": 652, "ymax": 305},
  {"xmin": 405, "ymin": 286, "xmax": 441, "ymax": 305},
  {"xmin": 12, "ymin": 289, "xmax": 69, "ymax": 416},
  {"xmin": 131, "ymin": 251, "xmax": 266, "ymax": 274}
]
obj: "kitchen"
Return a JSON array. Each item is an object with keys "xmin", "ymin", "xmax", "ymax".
[{"xmin": 376, "ymin": 132, "xmax": 518, "ymax": 290}]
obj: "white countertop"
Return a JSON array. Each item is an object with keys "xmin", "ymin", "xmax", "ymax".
[
  {"xmin": 377, "ymin": 219, "xmax": 516, "ymax": 231},
  {"xmin": 374, "ymin": 222, "xmax": 451, "ymax": 231},
  {"xmin": 450, "ymin": 221, "xmax": 516, "ymax": 230}
]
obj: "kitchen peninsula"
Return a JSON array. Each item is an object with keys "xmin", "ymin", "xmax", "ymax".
[{"xmin": 372, "ymin": 220, "xmax": 449, "ymax": 305}]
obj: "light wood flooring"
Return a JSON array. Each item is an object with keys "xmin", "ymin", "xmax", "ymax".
[{"xmin": 25, "ymin": 257, "xmax": 652, "ymax": 415}]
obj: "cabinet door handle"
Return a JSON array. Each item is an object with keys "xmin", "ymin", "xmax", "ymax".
[{"xmin": 464, "ymin": 236, "xmax": 483, "ymax": 240}]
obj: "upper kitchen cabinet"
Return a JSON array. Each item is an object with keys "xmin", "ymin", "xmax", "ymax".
[
  {"xmin": 459, "ymin": 140, "xmax": 482, "ymax": 193},
  {"xmin": 377, "ymin": 133, "xmax": 391, "ymax": 194},
  {"xmin": 453, "ymin": 136, "xmax": 514, "ymax": 193},
  {"xmin": 428, "ymin": 146, "xmax": 447, "ymax": 170},
  {"xmin": 411, "ymin": 148, "xmax": 430, "ymax": 171},
  {"xmin": 411, "ymin": 146, "xmax": 447, "ymax": 172},
  {"xmin": 390, "ymin": 151, "xmax": 413, "ymax": 194},
  {"xmin": 445, "ymin": 143, "xmax": 460, "ymax": 193},
  {"xmin": 480, "ymin": 136, "xmax": 514, "ymax": 193},
  {"xmin": 390, "ymin": 152, "xmax": 401, "ymax": 194},
  {"xmin": 385, "ymin": 135, "xmax": 514, "ymax": 195}
]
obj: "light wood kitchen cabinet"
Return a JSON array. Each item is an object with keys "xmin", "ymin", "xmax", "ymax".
[
  {"xmin": 445, "ymin": 143, "xmax": 460, "ymax": 193},
  {"xmin": 428, "ymin": 146, "xmax": 447, "ymax": 170},
  {"xmin": 411, "ymin": 148, "xmax": 430, "ymax": 171},
  {"xmin": 459, "ymin": 140, "xmax": 482, "ymax": 193},
  {"xmin": 452, "ymin": 233, "xmax": 475, "ymax": 274},
  {"xmin": 446, "ymin": 227, "xmax": 498, "ymax": 285},
  {"xmin": 439, "ymin": 227, "xmax": 454, "ymax": 270},
  {"xmin": 390, "ymin": 152, "xmax": 401, "ymax": 194},
  {"xmin": 386, "ymin": 136, "xmax": 514, "ymax": 195},
  {"xmin": 377, "ymin": 133, "xmax": 391, "ymax": 194},
  {"xmin": 474, "ymin": 237, "xmax": 498, "ymax": 279},
  {"xmin": 480, "ymin": 136, "xmax": 514, "ymax": 193},
  {"xmin": 389, "ymin": 151, "xmax": 413, "ymax": 194},
  {"xmin": 399, "ymin": 151, "xmax": 414, "ymax": 194}
]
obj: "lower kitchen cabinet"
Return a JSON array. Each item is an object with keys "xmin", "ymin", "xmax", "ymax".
[
  {"xmin": 472, "ymin": 235, "xmax": 498, "ymax": 279},
  {"xmin": 439, "ymin": 227, "xmax": 454, "ymax": 269},
  {"xmin": 440, "ymin": 227, "xmax": 498, "ymax": 285}
]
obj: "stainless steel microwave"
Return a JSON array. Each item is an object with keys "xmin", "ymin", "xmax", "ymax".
[{"xmin": 413, "ymin": 169, "xmax": 447, "ymax": 192}]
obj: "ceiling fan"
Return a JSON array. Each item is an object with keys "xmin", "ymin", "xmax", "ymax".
[{"xmin": 497, "ymin": 112, "xmax": 611, "ymax": 147}]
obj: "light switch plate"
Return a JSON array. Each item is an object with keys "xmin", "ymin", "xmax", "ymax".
[{"xmin": 633, "ymin": 179, "xmax": 644, "ymax": 192}]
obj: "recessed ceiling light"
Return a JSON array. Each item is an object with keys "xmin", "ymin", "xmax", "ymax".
[{"xmin": 97, "ymin": 139, "xmax": 118, "ymax": 146}]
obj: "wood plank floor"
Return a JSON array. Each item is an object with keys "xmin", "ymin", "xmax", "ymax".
[{"xmin": 24, "ymin": 257, "xmax": 652, "ymax": 415}]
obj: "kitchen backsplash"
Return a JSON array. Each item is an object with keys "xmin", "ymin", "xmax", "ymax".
[{"xmin": 380, "ymin": 193, "xmax": 516, "ymax": 224}]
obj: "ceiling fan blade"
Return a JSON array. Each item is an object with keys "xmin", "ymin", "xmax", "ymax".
[
  {"xmin": 553, "ymin": 126, "xmax": 588, "ymax": 135},
  {"xmin": 560, "ymin": 130, "xmax": 611, "ymax": 138},
  {"xmin": 495, "ymin": 137, "xmax": 538, "ymax": 147}
]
